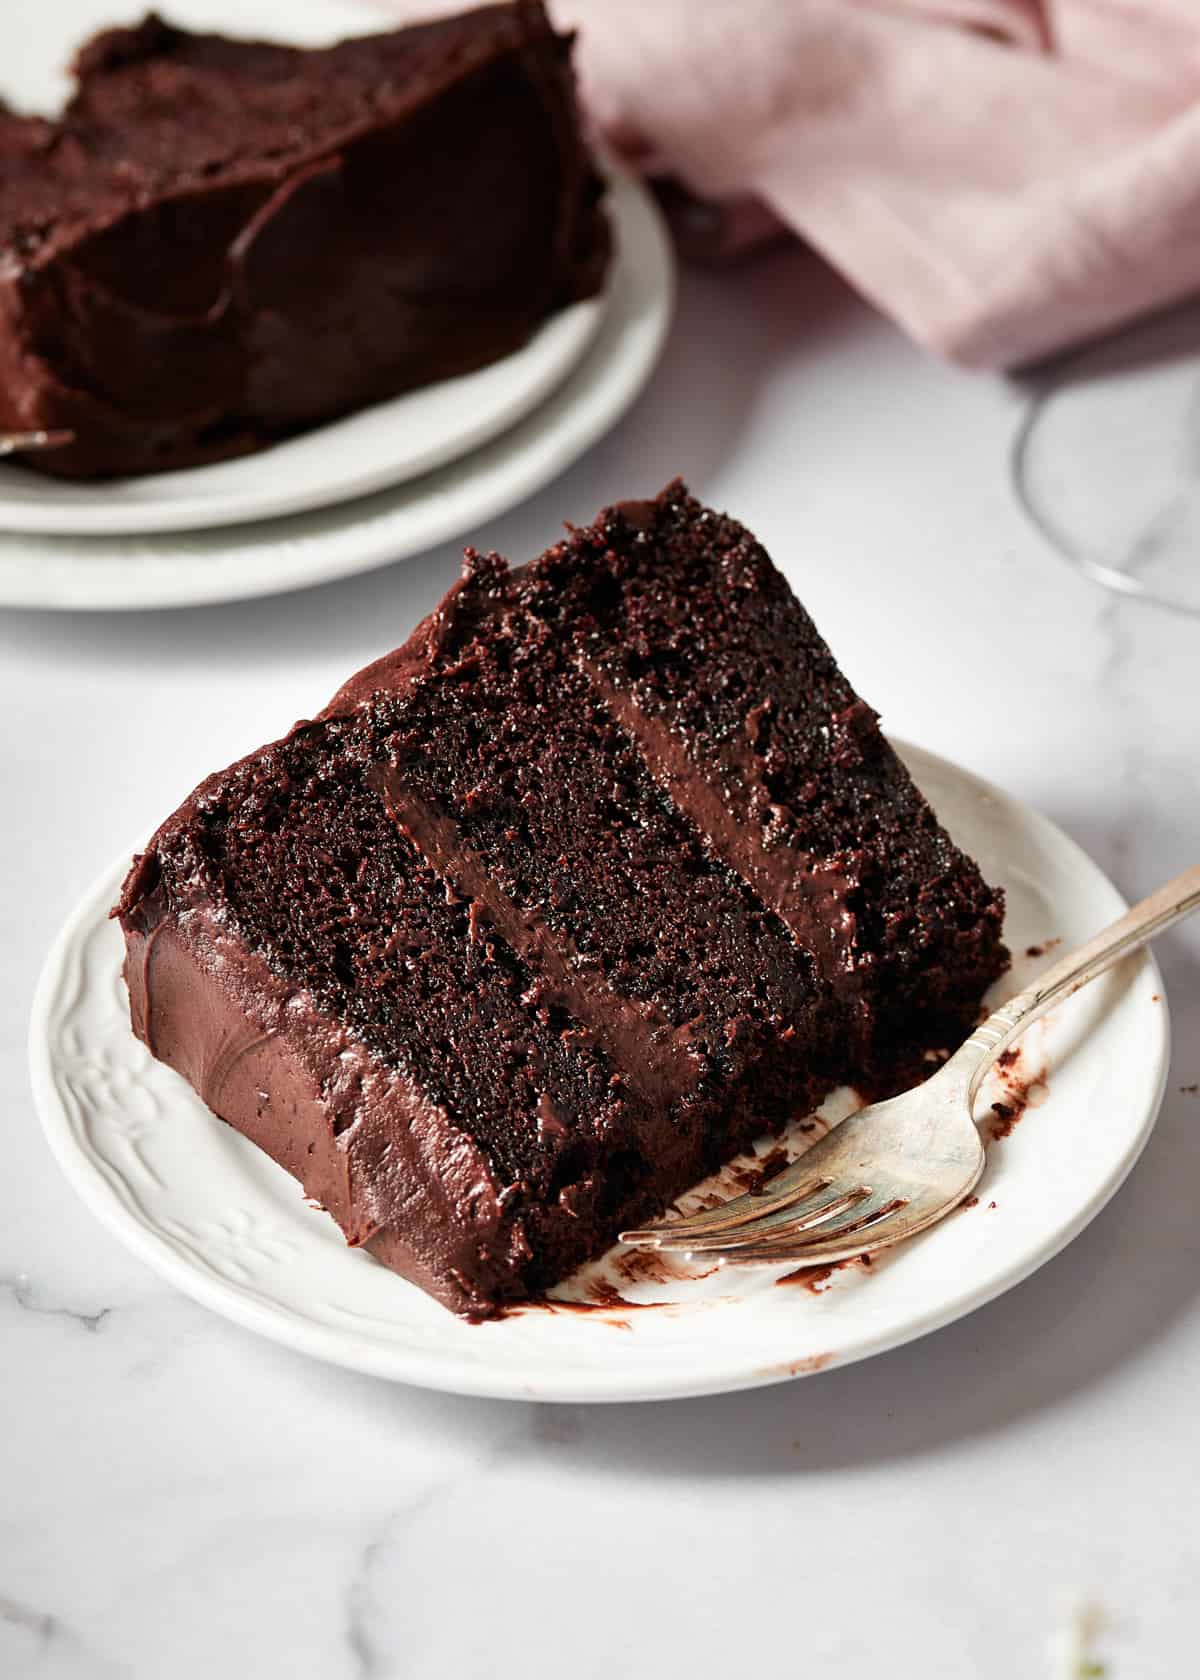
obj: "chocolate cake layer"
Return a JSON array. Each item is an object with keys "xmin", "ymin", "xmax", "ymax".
[
  {"xmin": 520, "ymin": 486, "xmax": 1007, "ymax": 1063},
  {"xmin": 120, "ymin": 764, "xmax": 684, "ymax": 1319},
  {"xmin": 365, "ymin": 553, "xmax": 836, "ymax": 1115},
  {"xmin": 0, "ymin": 4, "xmax": 608, "ymax": 479},
  {"xmin": 117, "ymin": 483, "xmax": 1008, "ymax": 1318}
]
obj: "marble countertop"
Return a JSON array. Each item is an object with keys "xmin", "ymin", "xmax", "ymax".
[{"xmin": 3, "ymin": 247, "xmax": 1198, "ymax": 1680}]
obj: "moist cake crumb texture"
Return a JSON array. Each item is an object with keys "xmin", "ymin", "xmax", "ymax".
[{"xmin": 117, "ymin": 482, "xmax": 1008, "ymax": 1318}]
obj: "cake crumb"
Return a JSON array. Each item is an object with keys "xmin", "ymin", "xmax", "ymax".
[
  {"xmin": 775, "ymin": 1255, "xmax": 872, "ymax": 1292},
  {"xmin": 768, "ymin": 1352, "xmax": 832, "ymax": 1377},
  {"xmin": 986, "ymin": 1045, "xmax": 1050, "ymax": 1140}
]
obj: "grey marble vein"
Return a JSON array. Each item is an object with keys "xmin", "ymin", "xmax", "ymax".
[
  {"xmin": 344, "ymin": 1516, "xmax": 397, "ymax": 1680},
  {"xmin": 343, "ymin": 1496, "xmax": 443, "ymax": 1680},
  {"xmin": 0, "ymin": 1273, "xmax": 111, "ymax": 1334},
  {"xmin": 341, "ymin": 1419, "xmax": 530, "ymax": 1680},
  {"xmin": 0, "ymin": 1589, "xmax": 126, "ymax": 1679},
  {"xmin": 0, "ymin": 1588, "xmax": 56, "ymax": 1647}
]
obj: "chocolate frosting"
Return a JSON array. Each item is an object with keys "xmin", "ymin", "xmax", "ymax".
[
  {"xmin": 116, "ymin": 480, "xmax": 1008, "ymax": 1317},
  {"xmin": 374, "ymin": 770, "xmax": 708, "ymax": 1108},
  {"xmin": 577, "ymin": 654, "xmax": 860, "ymax": 992},
  {"xmin": 0, "ymin": 5, "xmax": 609, "ymax": 478},
  {"xmin": 123, "ymin": 880, "xmax": 526, "ymax": 1318}
]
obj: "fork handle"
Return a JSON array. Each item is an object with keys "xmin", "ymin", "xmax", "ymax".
[{"xmin": 953, "ymin": 862, "xmax": 1200, "ymax": 1103}]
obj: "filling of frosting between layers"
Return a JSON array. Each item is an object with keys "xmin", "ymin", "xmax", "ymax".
[
  {"xmin": 517, "ymin": 488, "xmax": 1007, "ymax": 1049},
  {"xmin": 363, "ymin": 608, "xmax": 839, "ymax": 1124},
  {"xmin": 147, "ymin": 731, "xmax": 646, "ymax": 1204}
]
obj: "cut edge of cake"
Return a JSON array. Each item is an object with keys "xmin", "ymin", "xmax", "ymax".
[{"xmin": 116, "ymin": 482, "xmax": 1008, "ymax": 1318}]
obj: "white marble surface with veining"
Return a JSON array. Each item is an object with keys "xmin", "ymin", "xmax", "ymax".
[{"xmin": 2, "ymin": 250, "xmax": 1198, "ymax": 1680}]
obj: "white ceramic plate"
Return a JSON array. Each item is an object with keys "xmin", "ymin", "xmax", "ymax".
[
  {"xmin": 30, "ymin": 743, "xmax": 1169, "ymax": 1403},
  {"xmin": 0, "ymin": 164, "xmax": 671, "ymax": 609},
  {"xmin": 0, "ymin": 296, "xmax": 607, "ymax": 538}
]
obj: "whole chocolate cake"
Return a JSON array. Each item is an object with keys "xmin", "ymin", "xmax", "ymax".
[
  {"xmin": 0, "ymin": 4, "xmax": 608, "ymax": 479},
  {"xmin": 117, "ymin": 484, "xmax": 1007, "ymax": 1318}
]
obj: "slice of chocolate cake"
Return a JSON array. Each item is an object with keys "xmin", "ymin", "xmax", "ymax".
[
  {"xmin": 0, "ymin": 4, "xmax": 608, "ymax": 479},
  {"xmin": 117, "ymin": 483, "xmax": 1007, "ymax": 1318}
]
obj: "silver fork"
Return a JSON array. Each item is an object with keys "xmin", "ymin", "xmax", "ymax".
[
  {"xmin": 0, "ymin": 429, "xmax": 74, "ymax": 459},
  {"xmin": 621, "ymin": 863, "xmax": 1200, "ymax": 1268}
]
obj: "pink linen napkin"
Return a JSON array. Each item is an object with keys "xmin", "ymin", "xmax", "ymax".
[{"xmin": 361, "ymin": 0, "xmax": 1200, "ymax": 367}]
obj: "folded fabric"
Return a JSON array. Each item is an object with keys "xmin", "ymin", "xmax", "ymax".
[{"xmin": 360, "ymin": 0, "xmax": 1200, "ymax": 368}]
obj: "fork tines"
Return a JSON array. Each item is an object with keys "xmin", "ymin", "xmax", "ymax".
[
  {"xmin": 621, "ymin": 1173, "xmax": 911, "ymax": 1261},
  {"xmin": 717, "ymin": 1197, "xmax": 911, "ymax": 1263}
]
